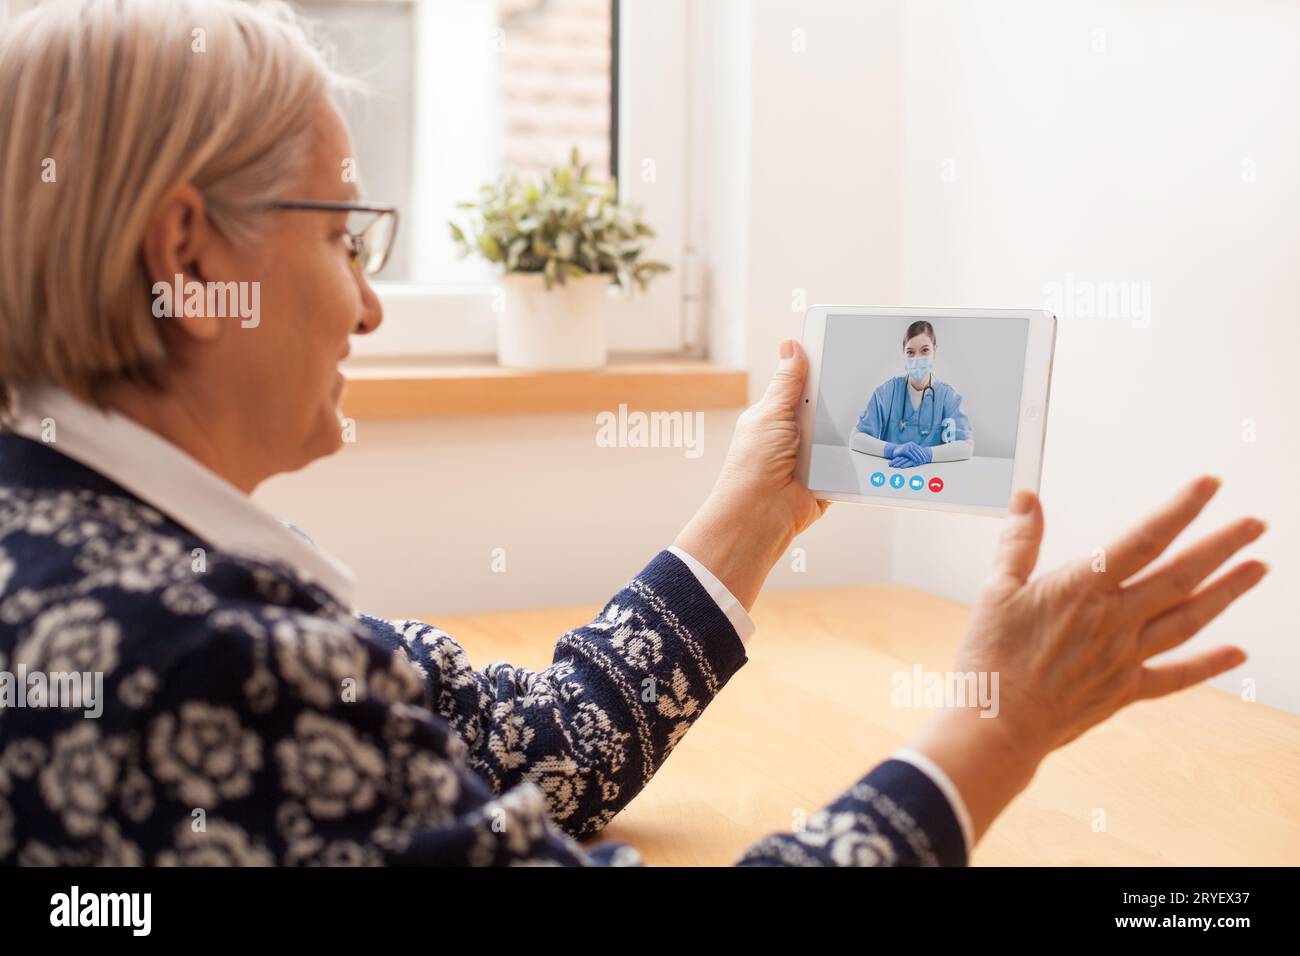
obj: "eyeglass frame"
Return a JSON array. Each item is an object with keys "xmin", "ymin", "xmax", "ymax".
[{"xmin": 266, "ymin": 200, "xmax": 400, "ymax": 276}]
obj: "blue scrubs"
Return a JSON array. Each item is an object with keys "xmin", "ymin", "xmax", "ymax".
[{"xmin": 855, "ymin": 376, "xmax": 972, "ymax": 447}]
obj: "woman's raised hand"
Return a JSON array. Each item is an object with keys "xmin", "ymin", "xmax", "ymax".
[
  {"xmin": 965, "ymin": 477, "xmax": 1265, "ymax": 751},
  {"xmin": 909, "ymin": 476, "xmax": 1268, "ymax": 843}
]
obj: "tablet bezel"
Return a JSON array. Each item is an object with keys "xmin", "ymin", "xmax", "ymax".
[{"xmin": 794, "ymin": 305, "xmax": 1056, "ymax": 518}]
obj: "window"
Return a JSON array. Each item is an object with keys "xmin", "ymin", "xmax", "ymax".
[{"xmin": 297, "ymin": 0, "xmax": 692, "ymax": 359}]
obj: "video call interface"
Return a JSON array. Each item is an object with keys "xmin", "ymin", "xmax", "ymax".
[{"xmin": 808, "ymin": 313, "xmax": 1030, "ymax": 510}]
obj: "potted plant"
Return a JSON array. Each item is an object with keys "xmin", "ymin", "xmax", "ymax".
[{"xmin": 450, "ymin": 147, "xmax": 670, "ymax": 370}]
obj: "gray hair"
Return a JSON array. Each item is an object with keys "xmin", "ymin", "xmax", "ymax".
[{"xmin": 0, "ymin": 0, "xmax": 349, "ymax": 412}]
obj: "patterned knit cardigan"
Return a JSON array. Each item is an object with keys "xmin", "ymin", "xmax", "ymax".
[{"xmin": 0, "ymin": 432, "xmax": 965, "ymax": 866}]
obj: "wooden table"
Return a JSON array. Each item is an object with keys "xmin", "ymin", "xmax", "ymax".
[{"xmin": 436, "ymin": 585, "xmax": 1300, "ymax": 866}]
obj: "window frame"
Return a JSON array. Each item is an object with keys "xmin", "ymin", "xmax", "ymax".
[{"xmin": 350, "ymin": 0, "xmax": 694, "ymax": 361}]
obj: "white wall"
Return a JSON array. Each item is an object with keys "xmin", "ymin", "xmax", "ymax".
[
  {"xmin": 894, "ymin": 0, "xmax": 1299, "ymax": 712},
  {"xmin": 258, "ymin": 412, "xmax": 744, "ymax": 617}
]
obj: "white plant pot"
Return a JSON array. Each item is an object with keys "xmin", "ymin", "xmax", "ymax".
[{"xmin": 497, "ymin": 273, "xmax": 614, "ymax": 371}]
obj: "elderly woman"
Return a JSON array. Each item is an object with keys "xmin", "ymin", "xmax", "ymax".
[{"xmin": 0, "ymin": 0, "xmax": 1267, "ymax": 867}]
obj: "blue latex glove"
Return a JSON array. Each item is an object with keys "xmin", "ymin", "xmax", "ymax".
[
  {"xmin": 890, "ymin": 456, "xmax": 914, "ymax": 468},
  {"xmin": 883, "ymin": 442, "xmax": 898, "ymax": 460},
  {"xmin": 894, "ymin": 442, "xmax": 932, "ymax": 467}
]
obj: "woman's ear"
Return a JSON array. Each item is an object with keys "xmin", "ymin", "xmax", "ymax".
[{"xmin": 141, "ymin": 184, "xmax": 222, "ymax": 342}]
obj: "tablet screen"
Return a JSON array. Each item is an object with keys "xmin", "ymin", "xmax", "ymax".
[{"xmin": 809, "ymin": 312, "xmax": 1029, "ymax": 510}]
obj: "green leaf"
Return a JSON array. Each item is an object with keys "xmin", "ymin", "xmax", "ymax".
[{"xmin": 448, "ymin": 147, "xmax": 669, "ymax": 291}]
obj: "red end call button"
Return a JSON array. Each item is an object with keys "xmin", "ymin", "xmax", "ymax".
[{"xmin": 927, "ymin": 477, "xmax": 944, "ymax": 493}]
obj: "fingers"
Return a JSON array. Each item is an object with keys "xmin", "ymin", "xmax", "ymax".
[
  {"xmin": 1137, "ymin": 560, "xmax": 1268, "ymax": 660},
  {"xmin": 1123, "ymin": 516, "xmax": 1266, "ymax": 618},
  {"xmin": 762, "ymin": 338, "xmax": 808, "ymax": 417},
  {"xmin": 989, "ymin": 488, "xmax": 1044, "ymax": 589},
  {"xmin": 1135, "ymin": 645, "xmax": 1247, "ymax": 701},
  {"xmin": 1100, "ymin": 475, "xmax": 1221, "ymax": 586}
]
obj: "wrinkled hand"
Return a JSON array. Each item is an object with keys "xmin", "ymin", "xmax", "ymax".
[
  {"xmin": 711, "ymin": 339, "xmax": 830, "ymax": 539},
  {"xmin": 956, "ymin": 477, "xmax": 1267, "ymax": 756},
  {"xmin": 675, "ymin": 339, "xmax": 829, "ymax": 611}
]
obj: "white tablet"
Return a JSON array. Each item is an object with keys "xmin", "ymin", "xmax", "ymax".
[{"xmin": 795, "ymin": 306, "xmax": 1056, "ymax": 517}]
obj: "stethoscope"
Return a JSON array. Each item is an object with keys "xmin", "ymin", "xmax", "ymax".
[{"xmin": 893, "ymin": 375, "xmax": 938, "ymax": 438}]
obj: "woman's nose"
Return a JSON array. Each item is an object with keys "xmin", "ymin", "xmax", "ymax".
[{"xmin": 353, "ymin": 275, "xmax": 384, "ymax": 335}]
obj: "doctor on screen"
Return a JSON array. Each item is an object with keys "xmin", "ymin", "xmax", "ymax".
[{"xmin": 850, "ymin": 320, "xmax": 974, "ymax": 468}]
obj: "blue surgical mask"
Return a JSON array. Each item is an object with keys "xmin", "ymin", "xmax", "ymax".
[{"xmin": 904, "ymin": 355, "xmax": 933, "ymax": 381}]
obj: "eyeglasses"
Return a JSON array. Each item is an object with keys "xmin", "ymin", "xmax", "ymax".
[{"xmin": 268, "ymin": 200, "xmax": 400, "ymax": 276}]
